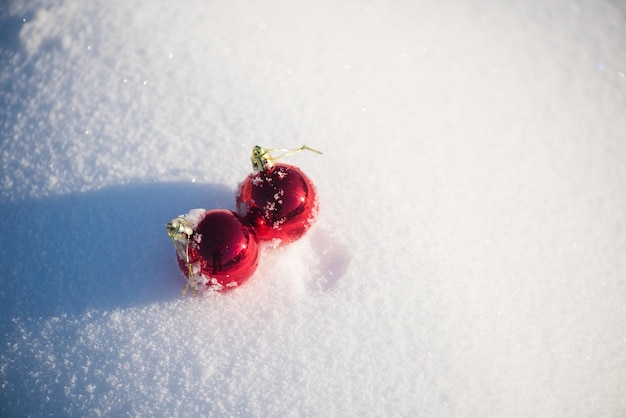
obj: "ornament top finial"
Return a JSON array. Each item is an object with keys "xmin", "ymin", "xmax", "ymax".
[
  {"xmin": 166, "ymin": 216, "xmax": 198, "ymax": 296},
  {"xmin": 166, "ymin": 217, "xmax": 193, "ymax": 262},
  {"xmin": 251, "ymin": 145, "xmax": 322, "ymax": 172}
]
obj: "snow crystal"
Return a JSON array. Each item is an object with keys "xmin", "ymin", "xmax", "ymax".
[
  {"xmin": 182, "ymin": 208, "xmax": 207, "ymax": 229},
  {"xmin": 251, "ymin": 176, "xmax": 265, "ymax": 186}
]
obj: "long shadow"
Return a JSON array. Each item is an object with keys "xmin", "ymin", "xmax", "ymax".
[{"xmin": 0, "ymin": 182, "xmax": 234, "ymax": 322}]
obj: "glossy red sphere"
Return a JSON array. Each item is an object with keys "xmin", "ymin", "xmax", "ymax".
[
  {"xmin": 236, "ymin": 163, "xmax": 318, "ymax": 244},
  {"xmin": 176, "ymin": 209, "xmax": 259, "ymax": 291}
]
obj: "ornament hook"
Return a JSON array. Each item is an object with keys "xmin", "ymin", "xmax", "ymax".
[{"xmin": 251, "ymin": 145, "xmax": 322, "ymax": 172}]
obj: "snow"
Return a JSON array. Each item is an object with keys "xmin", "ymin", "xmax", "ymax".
[{"xmin": 1, "ymin": 0, "xmax": 626, "ymax": 416}]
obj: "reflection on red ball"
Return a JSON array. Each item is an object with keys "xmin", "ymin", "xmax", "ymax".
[{"xmin": 236, "ymin": 163, "xmax": 318, "ymax": 244}]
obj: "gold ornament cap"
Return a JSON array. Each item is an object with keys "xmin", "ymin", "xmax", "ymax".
[{"xmin": 251, "ymin": 145, "xmax": 322, "ymax": 172}]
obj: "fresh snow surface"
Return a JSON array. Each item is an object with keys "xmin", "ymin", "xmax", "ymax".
[{"xmin": 1, "ymin": 0, "xmax": 626, "ymax": 416}]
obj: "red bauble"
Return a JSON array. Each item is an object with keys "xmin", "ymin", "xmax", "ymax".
[
  {"xmin": 167, "ymin": 209, "xmax": 260, "ymax": 292},
  {"xmin": 236, "ymin": 163, "xmax": 318, "ymax": 244}
]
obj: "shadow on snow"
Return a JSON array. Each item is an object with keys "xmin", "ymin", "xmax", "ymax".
[{"xmin": 0, "ymin": 182, "xmax": 234, "ymax": 322}]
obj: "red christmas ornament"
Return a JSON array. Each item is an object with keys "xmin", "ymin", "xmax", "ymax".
[
  {"xmin": 236, "ymin": 145, "xmax": 322, "ymax": 245},
  {"xmin": 166, "ymin": 209, "xmax": 260, "ymax": 294}
]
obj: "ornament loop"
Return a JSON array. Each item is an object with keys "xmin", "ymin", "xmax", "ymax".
[{"xmin": 251, "ymin": 145, "xmax": 322, "ymax": 172}]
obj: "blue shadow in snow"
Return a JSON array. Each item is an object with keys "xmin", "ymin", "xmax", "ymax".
[{"xmin": 0, "ymin": 182, "xmax": 234, "ymax": 323}]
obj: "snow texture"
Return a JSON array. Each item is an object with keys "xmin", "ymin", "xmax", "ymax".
[{"xmin": 1, "ymin": 0, "xmax": 626, "ymax": 416}]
